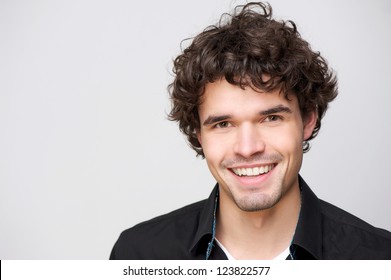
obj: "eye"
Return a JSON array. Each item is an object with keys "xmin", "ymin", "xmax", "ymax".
[
  {"xmin": 214, "ymin": 121, "xmax": 232, "ymax": 128},
  {"xmin": 265, "ymin": 115, "xmax": 282, "ymax": 122}
]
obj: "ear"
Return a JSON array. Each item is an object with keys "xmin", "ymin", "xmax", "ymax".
[
  {"xmin": 303, "ymin": 110, "xmax": 317, "ymax": 141},
  {"xmin": 196, "ymin": 129, "xmax": 202, "ymax": 145}
]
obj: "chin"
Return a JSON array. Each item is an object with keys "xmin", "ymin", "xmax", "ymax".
[{"xmin": 233, "ymin": 192, "xmax": 282, "ymax": 212}]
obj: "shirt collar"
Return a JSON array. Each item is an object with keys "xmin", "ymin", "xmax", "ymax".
[
  {"xmin": 189, "ymin": 184, "xmax": 219, "ymax": 255},
  {"xmin": 291, "ymin": 175, "xmax": 323, "ymax": 259}
]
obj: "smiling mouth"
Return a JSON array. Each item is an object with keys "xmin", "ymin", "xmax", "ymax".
[{"xmin": 231, "ymin": 164, "xmax": 275, "ymax": 177}]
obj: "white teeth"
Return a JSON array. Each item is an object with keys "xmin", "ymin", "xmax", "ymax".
[{"xmin": 232, "ymin": 165, "xmax": 274, "ymax": 177}]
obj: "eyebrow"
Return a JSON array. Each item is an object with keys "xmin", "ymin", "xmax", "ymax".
[
  {"xmin": 202, "ymin": 114, "xmax": 232, "ymax": 126},
  {"xmin": 202, "ymin": 105, "xmax": 292, "ymax": 126},
  {"xmin": 259, "ymin": 105, "xmax": 292, "ymax": 115}
]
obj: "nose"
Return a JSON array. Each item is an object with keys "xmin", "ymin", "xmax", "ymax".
[{"xmin": 233, "ymin": 124, "xmax": 265, "ymax": 158}]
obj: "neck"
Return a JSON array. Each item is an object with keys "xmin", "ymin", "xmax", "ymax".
[{"xmin": 216, "ymin": 182, "xmax": 301, "ymax": 260}]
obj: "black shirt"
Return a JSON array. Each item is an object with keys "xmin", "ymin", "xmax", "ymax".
[{"xmin": 110, "ymin": 176, "xmax": 391, "ymax": 259}]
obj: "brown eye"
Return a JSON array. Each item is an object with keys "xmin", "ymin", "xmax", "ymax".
[
  {"xmin": 266, "ymin": 115, "xmax": 282, "ymax": 122},
  {"xmin": 215, "ymin": 121, "xmax": 231, "ymax": 128}
]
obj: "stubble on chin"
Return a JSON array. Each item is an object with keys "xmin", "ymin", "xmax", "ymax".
[{"xmin": 232, "ymin": 190, "xmax": 283, "ymax": 212}]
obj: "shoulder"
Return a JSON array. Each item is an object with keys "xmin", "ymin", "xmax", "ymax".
[
  {"xmin": 110, "ymin": 199, "xmax": 206, "ymax": 260},
  {"xmin": 122, "ymin": 199, "xmax": 205, "ymax": 239},
  {"xmin": 319, "ymin": 199, "xmax": 391, "ymax": 259}
]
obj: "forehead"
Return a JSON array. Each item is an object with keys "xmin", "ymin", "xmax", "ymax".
[{"xmin": 199, "ymin": 79, "xmax": 298, "ymax": 116}]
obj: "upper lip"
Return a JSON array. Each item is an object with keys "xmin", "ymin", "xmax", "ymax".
[{"xmin": 228, "ymin": 163, "xmax": 276, "ymax": 169}]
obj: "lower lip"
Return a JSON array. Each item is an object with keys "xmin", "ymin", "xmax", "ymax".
[{"xmin": 230, "ymin": 166, "xmax": 275, "ymax": 186}]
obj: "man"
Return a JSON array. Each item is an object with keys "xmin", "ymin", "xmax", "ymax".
[{"xmin": 110, "ymin": 2, "xmax": 391, "ymax": 259}]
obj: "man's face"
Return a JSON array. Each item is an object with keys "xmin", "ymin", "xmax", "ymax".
[{"xmin": 197, "ymin": 79, "xmax": 316, "ymax": 212}]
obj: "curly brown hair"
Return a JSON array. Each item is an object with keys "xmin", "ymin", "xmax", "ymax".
[{"xmin": 168, "ymin": 2, "xmax": 338, "ymax": 157}]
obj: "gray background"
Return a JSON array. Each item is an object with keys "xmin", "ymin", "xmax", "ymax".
[{"xmin": 0, "ymin": 0, "xmax": 390, "ymax": 259}]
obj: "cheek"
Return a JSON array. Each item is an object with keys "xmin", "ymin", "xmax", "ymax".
[
  {"xmin": 202, "ymin": 137, "xmax": 228, "ymax": 180},
  {"xmin": 201, "ymin": 133, "xmax": 235, "ymax": 170},
  {"xmin": 202, "ymin": 135, "xmax": 225, "ymax": 160},
  {"xmin": 268, "ymin": 125, "xmax": 303, "ymax": 154}
]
